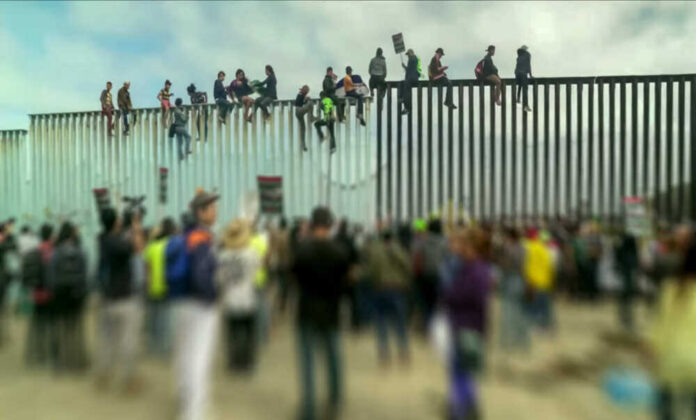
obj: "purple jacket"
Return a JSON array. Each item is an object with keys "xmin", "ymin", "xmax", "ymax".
[{"xmin": 442, "ymin": 257, "xmax": 491, "ymax": 335}]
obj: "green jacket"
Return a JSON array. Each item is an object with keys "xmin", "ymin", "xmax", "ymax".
[
  {"xmin": 321, "ymin": 97, "xmax": 334, "ymax": 121},
  {"xmin": 365, "ymin": 239, "xmax": 412, "ymax": 291}
]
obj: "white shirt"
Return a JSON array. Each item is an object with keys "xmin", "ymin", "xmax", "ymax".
[{"xmin": 216, "ymin": 246, "xmax": 261, "ymax": 314}]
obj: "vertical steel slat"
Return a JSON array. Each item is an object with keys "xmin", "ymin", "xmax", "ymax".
[
  {"xmin": 417, "ymin": 85, "xmax": 423, "ymax": 217},
  {"xmin": 587, "ymin": 83, "xmax": 595, "ymax": 218},
  {"xmin": 489, "ymin": 83, "xmax": 496, "ymax": 221},
  {"xmin": 666, "ymin": 78, "xmax": 674, "ymax": 221},
  {"xmin": 396, "ymin": 89, "xmax": 403, "ymax": 221},
  {"xmin": 643, "ymin": 82, "xmax": 651, "ymax": 201},
  {"xmin": 565, "ymin": 83, "xmax": 572, "ymax": 218},
  {"xmin": 655, "ymin": 80, "xmax": 663, "ymax": 220},
  {"xmin": 677, "ymin": 77, "xmax": 685, "ymax": 220},
  {"xmin": 408, "ymin": 86, "xmax": 414, "ymax": 220},
  {"xmin": 532, "ymin": 81, "xmax": 539, "ymax": 220},
  {"xmin": 448, "ymin": 86, "xmax": 454, "ymax": 220},
  {"xmin": 511, "ymin": 81, "xmax": 518, "ymax": 219},
  {"xmin": 576, "ymin": 82, "xmax": 583, "ymax": 220},
  {"xmin": 458, "ymin": 84, "xmax": 464, "ymax": 218},
  {"xmin": 522, "ymin": 83, "xmax": 528, "ymax": 220},
  {"xmin": 608, "ymin": 81, "xmax": 616, "ymax": 219},
  {"xmin": 427, "ymin": 84, "xmax": 433, "ymax": 216},
  {"xmin": 468, "ymin": 83, "xmax": 475, "ymax": 220},
  {"xmin": 478, "ymin": 83, "xmax": 485, "ymax": 219},
  {"xmin": 554, "ymin": 82, "xmax": 561, "ymax": 218},
  {"xmin": 387, "ymin": 87, "xmax": 393, "ymax": 218},
  {"xmin": 501, "ymin": 84, "xmax": 507, "ymax": 219},
  {"xmin": 631, "ymin": 80, "xmax": 639, "ymax": 200},
  {"xmin": 620, "ymin": 81, "xmax": 627, "ymax": 217},
  {"xmin": 438, "ymin": 86, "xmax": 444, "ymax": 216},
  {"xmin": 691, "ymin": 77, "xmax": 696, "ymax": 221},
  {"xmin": 376, "ymin": 87, "xmax": 383, "ymax": 220},
  {"xmin": 544, "ymin": 83, "xmax": 551, "ymax": 219},
  {"xmin": 598, "ymin": 83, "xmax": 605, "ymax": 218}
]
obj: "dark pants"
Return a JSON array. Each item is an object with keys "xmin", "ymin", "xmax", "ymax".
[
  {"xmin": 297, "ymin": 324, "xmax": 342, "ymax": 420},
  {"xmin": 314, "ymin": 119, "xmax": 336, "ymax": 150},
  {"xmin": 145, "ymin": 300, "xmax": 171, "ymax": 355},
  {"xmin": 433, "ymin": 77, "xmax": 454, "ymax": 105},
  {"xmin": 327, "ymin": 94, "xmax": 344, "ymax": 121},
  {"xmin": 373, "ymin": 290, "xmax": 409, "ymax": 361},
  {"xmin": 657, "ymin": 388, "xmax": 696, "ymax": 420},
  {"xmin": 52, "ymin": 304, "xmax": 88, "ymax": 372},
  {"xmin": 369, "ymin": 75, "xmax": 387, "ymax": 106},
  {"xmin": 516, "ymin": 73, "xmax": 529, "ymax": 106},
  {"xmin": 175, "ymin": 128, "xmax": 191, "ymax": 160},
  {"xmin": 345, "ymin": 90, "xmax": 364, "ymax": 117},
  {"xmin": 25, "ymin": 303, "xmax": 53, "ymax": 366},
  {"xmin": 415, "ymin": 273, "xmax": 438, "ymax": 329},
  {"xmin": 121, "ymin": 109, "xmax": 130, "ymax": 133},
  {"xmin": 102, "ymin": 105, "xmax": 114, "ymax": 132},
  {"xmin": 400, "ymin": 79, "xmax": 416, "ymax": 112},
  {"xmin": 619, "ymin": 270, "xmax": 636, "ymax": 330},
  {"xmin": 194, "ymin": 106, "xmax": 208, "ymax": 141},
  {"xmin": 254, "ymin": 96, "xmax": 274, "ymax": 117},
  {"xmin": 216, "ymin": 97, "xmax": 234, "ymax": 121},
  {"xmin": 526, "ymin": 291, "xmax": 555, "ymax": 331},
  {"xmin": 225, "ymin": 313, "xmax": 257, "ymax": 371}
]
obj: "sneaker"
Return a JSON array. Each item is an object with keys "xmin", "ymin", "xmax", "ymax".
[
  {"xmin": 444, "ymin": 101, "xmax": 457, "ymax": 110},
  {"xmin": 310, "ymin": 116, "xmax": 319, "ymax": 123},
  {"xmin": 330, "ymin": 145, "xmax": 336, "ymax": 154},
  {"xmin": 524, "ymin": 105, "xmax": 532, "ymax": 112},
  {"xmin": 358, "ymin": 116, "xmax": 366, "ymax": 126},
  {"xmin": 218, "ymin": 115, "xmax": 225, "ymax": 124},
  {"xmin": 302, "ymin": 143, "xmax": 308, "ymax": 152},
  {"xmin": 317, "ymin": 132, "xmax": 325, "ymax": 141},
  {"xmin": 401, "ymin": 109, "xmax": 410, "ymax": 115}
]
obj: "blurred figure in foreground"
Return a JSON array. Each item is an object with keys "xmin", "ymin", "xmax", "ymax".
[
  {"xmin": 614, "ymin": 228, "xmax": 639, "ymax": 331},
  {"xmin": 412, "ymin": 217, "xmax": 447, "ymax": 332},
  {"xmin": 442, "ymin": 228, "xmax": 492, "ymax": 420},
  {"xmin": 95, "ymin": 208, "xmax": 144, "ymax": 392},
  {"xmin": 175, "ymin": 190, "xmax": 220, "ymax": 420},
  {"xmin": 24, "ymin": 223, "xmax": 54, "ymax": 366},
  {"xmin": 291, "ymin": 207, "xmax": 350, "ymax": 420},
  {"xmin": 365, "ymin": 228, "xmax": 412, "ymax": 366},
  {"xmin": 497, "ymin": 226, "xmax": 530, "ymax": 353},
  {"xmin": 648, "ymin": 240, "xmax": 696, "ymax": 420},
  {"xmin": 48, "ymin": 222, "xmax": 88, "ymax": 372},
  {"xmin": 217, "ymin": 219, "xmax": 261, "ymax": 373},
  {"xmin": 524, "ymin": 228, "xmax": 555, "ymax": 331},
  {"xmin": 143, "ymin": 218, "xmax": 176, "ymax": 356}
]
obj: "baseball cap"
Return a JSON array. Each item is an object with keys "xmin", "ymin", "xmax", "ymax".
[
  {"xmin": 190, "ymin": 189, "xmax": 219, "ymax": 212},
  {"xmin": 436, "ymin": 47, "xmax": 445, "ymax": 56}
]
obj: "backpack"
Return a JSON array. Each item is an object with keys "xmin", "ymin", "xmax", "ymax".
[
  {"xmin": 21, "ymin": 249, "xmax": 43, "ymax": 289},
  {"xmin": 474, "ymin": 59, "xmax": 484, "ymax": 80},
  {"xmin": 165, "ymin": 234, "xmax": 190, "ymax": 297},
  {"xmin": 49, "ymin": 246, "xmax": 87, "ymax": 301}
]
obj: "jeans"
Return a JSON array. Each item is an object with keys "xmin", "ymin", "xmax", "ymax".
[
  {"xmin": 516, "ymin": 73, "xmax": 529, "ymax": 106},
  {"xmin": 433, "ymin": 76, "xmax": 454, "ymax": 105},
  {"xmin": 345, "ymin": 90, "xmax": 364, "ymax": 117},
  {"xmin": 400, "ymin": 79, "xmax": 416, "ymax": 112},
  {"xmin": 499, "ymin": 274, "xmax": 530, "ymax": 351},
  {"xmin": 254, "ymin": 96, "xmax": 274, "ymax": 117},
  {"xmin": 121, "ymin": 109, "xmax": 130, "ymax": 133},
  {"xmin": 175, "ymin": 127, "xmax": 191, "ymax": 160},
  {"xmin": 225, "ymin": 313, "xmax": 257, "ymax": 371},
  {"xmin": 314, "ymin": 119, "xmax": 336, "ymax": 150},
  {"xmin": 297, "ymin": 323, "xmax": 342, "ymax": 420},
  {"xmin": 216, "ymin": 97, "xmax": 233, "ymax": 121},
  {"xmin": 657, "ymin": 389, "xmax": 696, "ymax": 420},
  {"xmin": 526, "ymin": 291, "xmax": 554, "ymax": 331},
  {"xmin": 373, "ymin": 290, "xmax": 409, "ymax": 361},
  {"xmin": 295, "ymin": 104, "xmax": 313, "ymax": 148},
  {"xmin": 174, "ymin": 300, "xmax": 218, "ymax": 420},
  {"xmin": 369, "ymin": 75, "xmax": 387, "ymax": 105},
  {"xmin": 145, "ymin": 300, "xmax": 171, "ymax": 355}
]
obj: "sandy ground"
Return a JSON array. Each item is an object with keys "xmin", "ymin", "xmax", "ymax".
[{"xmin": 0, "ymin": 298, "xmax": 652, "ymax": 420}]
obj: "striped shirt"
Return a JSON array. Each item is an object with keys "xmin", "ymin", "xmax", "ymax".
[{"xmin": 159, "ymin": 88, "xmax": 172, "ymax": 102}]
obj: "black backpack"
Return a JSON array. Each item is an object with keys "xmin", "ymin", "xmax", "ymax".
[
  {"xmin": 50, "ymin": 245, "xmax": 87, "ymax": 301},
  {"xmin": 21, "ymin": 249, "xmax": 44, "ymax": 289}
]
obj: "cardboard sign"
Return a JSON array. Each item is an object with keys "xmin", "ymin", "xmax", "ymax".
[
  {"xmin": 257, "ymin": 176, "xmax": 283, "ymax": 215},
  {"xmin": 392, "ymin": 33, "xmax": 405, "ymax": 54},
  {"xmin": 623, "ymin": 196, "xmax": 650, "ymax": 237}
]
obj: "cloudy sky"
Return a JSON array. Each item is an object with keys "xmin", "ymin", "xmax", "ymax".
[{"xmin": 1, "ymin": 1, "xmax": 695, "ymax": 130}]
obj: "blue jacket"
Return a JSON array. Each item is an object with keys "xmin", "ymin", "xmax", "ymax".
[{"xmin": 214, "ymin": 79, "xmax": 226, "ymax": 101}]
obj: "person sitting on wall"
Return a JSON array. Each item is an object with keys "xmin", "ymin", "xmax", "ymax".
[
  {"xmin": 428, "ymin": 47, "xmax": 456, "ymax": 110},
  {"xmin": 228, "ymin": 69, "xmax": 255, "ymax": 124},
  {"xmin": 340, "ymin": 66, "xmax": 367, "ymax": 126}
]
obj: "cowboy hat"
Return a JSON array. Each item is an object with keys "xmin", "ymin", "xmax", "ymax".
[{"xmin": 223, "ymin": 219, "xmax": 252, "ymax": 250}]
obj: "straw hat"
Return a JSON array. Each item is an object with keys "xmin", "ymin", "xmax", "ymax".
[{"xmin": 223, "ymin": 219, "xmax": 251, "ymax": 250}]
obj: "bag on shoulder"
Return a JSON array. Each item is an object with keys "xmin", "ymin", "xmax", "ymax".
[{"xmin": 474, "ymin": 59, "xmax": 484, "ymax": 80}]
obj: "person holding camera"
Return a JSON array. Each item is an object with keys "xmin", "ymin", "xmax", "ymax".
[{"xmin": 95, "ymin": 207, "xmax": 145, "ymax": 394}]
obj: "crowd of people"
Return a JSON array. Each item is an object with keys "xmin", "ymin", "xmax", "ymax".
[
  {"xmin": 3, "ymin": 192, "xmax": 696, "ymax": 420},
  {"xmin": 97, "ymin": 44, "xmax": 535, "ymax": 155}
]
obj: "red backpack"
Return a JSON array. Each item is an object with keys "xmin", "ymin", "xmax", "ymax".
[{"xmin": 474, "ymin": 59, "xmax": 484, "ymax": 80}]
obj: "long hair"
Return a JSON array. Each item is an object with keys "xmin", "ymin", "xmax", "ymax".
[
  {"xmin": 56, "ymin": 221, "xmax": 76, "ymax": 247},
  {"xmin": 265, "ymin": 65, "xmax": 274, "ymax": 76}
]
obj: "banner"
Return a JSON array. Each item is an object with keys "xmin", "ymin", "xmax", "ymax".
[
  {"xmin": 257, "ymin": 176, "xmax": 283, "ymax": 215},
  {"xmin": 392, "ymin": 33, "xmax": 405, "ymax": 54},
  {"xmin": 623, "ymin": 196, "xmax": 650, "ymax": 237}
]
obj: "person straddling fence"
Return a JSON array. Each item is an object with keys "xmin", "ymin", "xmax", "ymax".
[
  {"xmin": 369, "ymin": 48, "xmax": 387, "ymax": 107},
  {"xmin": 428, "ymin": 48, "xmax": 456, "ymax": 109},
  {"xmin": 228, "ymin": 69, "xmax": 255, "ymax": 123},
  {"xmin": 158, "ymin": 79, "xmax": 174, "ymax": 127},
  {"xmin": 100, "ymin": 81, "xmax": 115, "ymax": 137},
  {"xmin": 295, "ymin": 85, "xmax": 316, "ymax": 152},
  {"xmin": 173, "ymin": 98, "xmax": 191, "ymax": 161},
  {"xmin": 322, "ymin": 67, "xmax": 344, "ymax": 123},
  {"xmin": 253, "ymin": 65, "xmax": 277, "ymax": 122},
  {"xmin": 482, "ymin": 45, "xmax": 503, "ymax": 106},
  {"xmin": 314, "ymin": 91, "xmax": 337, "ymax": 154},
  {"xmin": 399, "ymin": 49, "xmax": 420, "ymax": 115},
  {"xmin": 214, "ymin": 71, "xmax": 233, "ymax": 125},
  {"xmin": 343, "ymin": 66, "xmax": 366, "ymax": 126},
  {"xmin": 187, "ymin": 83, "xmax": 208, "ymax": 142},
  {"xmin": 117, "ymin": 82, "xmax": 133, "ymax": 136},
  {"xmin": 515, "ymin": 45, "xmax": 533, "ymax": 112}
]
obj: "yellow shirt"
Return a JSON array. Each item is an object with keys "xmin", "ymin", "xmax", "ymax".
[
  {"xmin": 144, "ymin": 239, "xmax": 168, "ymax": 299},
  {"xmin": 343, "ymin": 75, "xmax": 354, "ymax": 93},
  {"xmin": 251, "ymin": 233, "xmax": 269, "ymax": 288},
  {"xmin": 524, "ymin": 239, "xmax": 554, "ymax": 292},
  {"xmin": 649, "ymin": 280, "xmax": 696, "ymax": 390}
]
